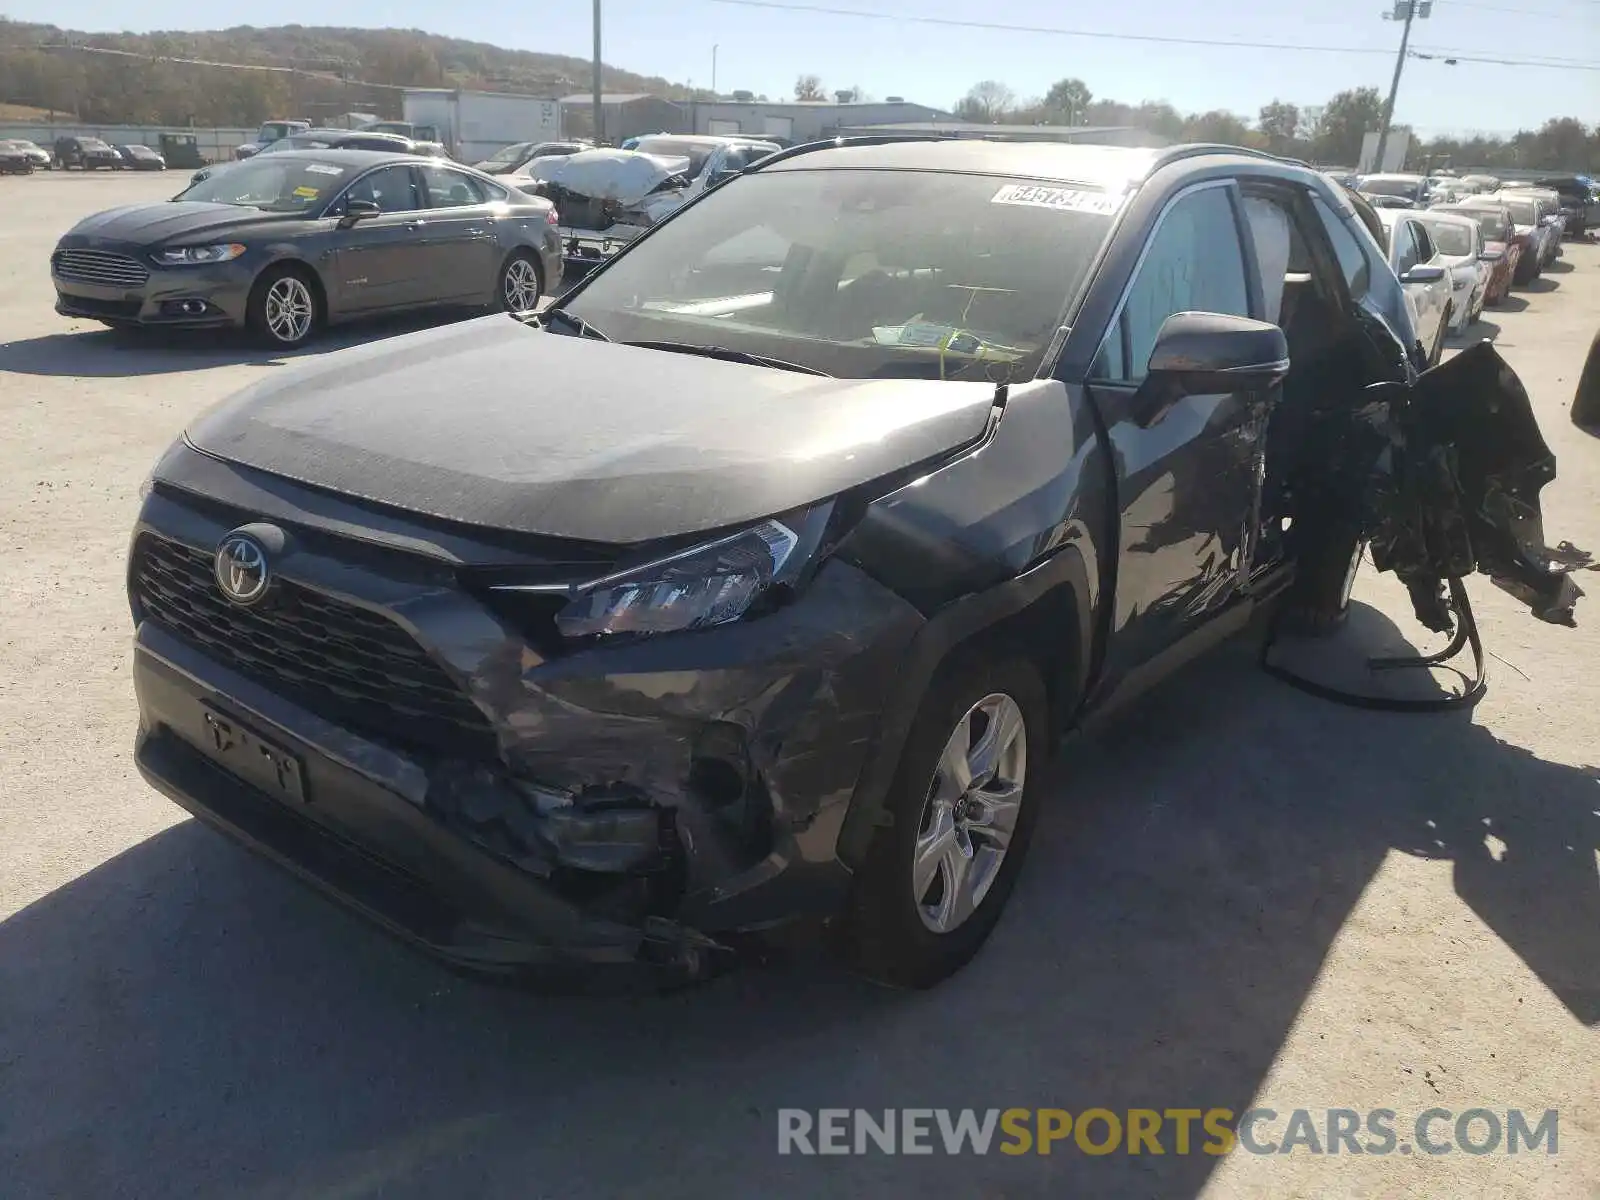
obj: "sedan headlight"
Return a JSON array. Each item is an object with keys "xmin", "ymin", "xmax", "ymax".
[{"xmin": 153, "ymin": 243, "xmax": 246, "ymax": 266}]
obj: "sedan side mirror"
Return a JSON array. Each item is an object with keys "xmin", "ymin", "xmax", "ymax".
[
  {"xmin": 1400, "ymin": 263, "xmax": 1447, "ymax": 284},
  {"xmin": 1132, "ymin": 312, "xmax": 1289, "ymax": 426},
  {"xmin": 338, "ymin": 198, "xmax": 381, "ymax": 228},
  {"xmin": 1478, "ymin": 248, "xmax": 1504, "ymax": 263}
]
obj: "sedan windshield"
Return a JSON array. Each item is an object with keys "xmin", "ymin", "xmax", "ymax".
[
  {"xmin": 483, "ymin": 142, "xmax": 534, "ymax": 166},
  {"xmin": 561, "ymin": 168, "xmax": 1116, "ymax": 381},
  {"xmin": 177, "ymin": 158, "xmax": 352, "ymax": 212}
]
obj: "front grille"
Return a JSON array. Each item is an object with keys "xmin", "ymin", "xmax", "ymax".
[
  {"xmin": 52, "ymin": 248, "xmax": 150, "ymax": 289},
  {"xmin": 133, "ymin": 535, "xmax": 498, "ymax": 760}
]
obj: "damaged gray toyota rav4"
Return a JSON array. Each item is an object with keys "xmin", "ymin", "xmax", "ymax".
[{"xmin": 130, "ymin": 138, "xmax": 1581, "ymax": 989}]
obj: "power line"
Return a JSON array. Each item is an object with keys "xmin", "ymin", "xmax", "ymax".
[
  {"xmin": 1440, "ymin": 0, "xmax": 1600, "ymax": 16},
  {"xmin": 689, "ymin": 0, "xmax": 1600, "ymax": 70}
]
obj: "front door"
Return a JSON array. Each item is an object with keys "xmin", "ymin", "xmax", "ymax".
[
  {"xmin": 417, "ymin": 164, "xmax": 502, "ymax": 302},
  {"xmin": 329, "ymin": 165, "xmax": 432, "ymax": 313},
  {"xmin": 1084, "ymin": 181, "xmax": 1277, "ymax": 678}
]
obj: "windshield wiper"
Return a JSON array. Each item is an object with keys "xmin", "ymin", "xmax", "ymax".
[
  {"xmin": 622, "ymin": 340, "xmax": 831, "ymax": 376},
  {"xmin": 537, "ymin": 308, "xmax": 611, "ymax": 340}
]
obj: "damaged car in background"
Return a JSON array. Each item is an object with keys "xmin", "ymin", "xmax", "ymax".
[
  {"xmin": 515, "ymin": 136, "xmax": 779, "ymax": 273},
  {"xmin": 128, "ymin": 138, "xmax": 1585, "ymax": 991}
]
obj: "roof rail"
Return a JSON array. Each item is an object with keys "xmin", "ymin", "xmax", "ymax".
[
  {"xmin": 1151, "ymin": 142, "xmax": 1310, "ymax": 171},
  {"xmin": 744, "ymin": 132, "xmax": 959, "ymax": 172}
]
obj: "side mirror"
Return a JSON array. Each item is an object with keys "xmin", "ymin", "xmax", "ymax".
[
  {"xmin": 338, "ymin": 198, "xmax": 380, "ymax": 227},
  {"xmin": 1400, "ymin": 263, "xmax": 1446, "ymax": 283},
  {"xmin": 1478, "ymin": 248, "xmax": 1504, "ymax": 263},
  {"xmin": 1133, "ymin": 312, "xmax": 1289, "ymax": 426}
]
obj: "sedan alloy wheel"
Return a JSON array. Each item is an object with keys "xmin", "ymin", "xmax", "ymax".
[
  {"xmin": 263, "ymin": 275, "xmax": 315, "ymax": 345},
  {"xmin": 502, "ymin": 254, "xmax": 542, "ymax": 311}
]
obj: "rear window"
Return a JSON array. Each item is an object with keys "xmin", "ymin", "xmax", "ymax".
[
  {"xmin": 1444, "ymin": 207, "xmax": 1508, "ymax": 242},
  {"xmin": 1420, "ymin": 221, "xmax": 1473, "ymax": 256},
  {"xmin": 631, "ymin": 137, "xmax": 717, "ymax": 177},
  {"xmin": 1501, "ymin": 197, "xmax": 1538, "ymax": 224},
  {"xmin": 1361, "ymin": 178, "xmax": 1421, "ymax": 200}
]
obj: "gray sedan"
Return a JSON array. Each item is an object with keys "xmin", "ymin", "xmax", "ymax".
[{"xmin": 51, "ymin": 149, "xmax": 563, "ymax": 348}]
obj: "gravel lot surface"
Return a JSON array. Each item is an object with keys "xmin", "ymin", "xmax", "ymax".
[{"xmin": 1, "ymin": 172, "xmax": 1595, "ymax": 1199}]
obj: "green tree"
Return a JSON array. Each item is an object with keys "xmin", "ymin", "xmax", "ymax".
[
  {"xmin": 1257, "ymin": 99, "xmax": 1300, "ymax": 152},
  {"xmin": 1314, "ymin": 86, "xmax": 1384, "ymax": 167},
  {"xmin": 1183, "ymin": 109, "xmax": 1252, "ymax": 147},
  {"xmin": 1043, "ymin": 77, "xmax": 1092, "ymax": 124}
]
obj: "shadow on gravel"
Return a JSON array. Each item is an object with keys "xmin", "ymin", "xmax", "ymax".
[
  {"xmin": 1521, "ymin": 276, "xmax": 1560, "ymax": 295},
  {"xmin": 0, "ymin": 308, "xmax": 493, "ymax": 378},
  {"xmin": 1, "ymin": 605, "xmax": 1595, "ymax": 1199}
]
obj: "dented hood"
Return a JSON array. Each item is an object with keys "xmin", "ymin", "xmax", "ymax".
[
  {"xmin": 183, "ymin": 316, "xmax": 998, "ymax": 545},
  {"xmin": 523, "ymin": 149, "xmax": 691, "ymax": 205}
]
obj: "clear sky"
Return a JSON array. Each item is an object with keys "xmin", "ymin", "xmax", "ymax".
[{"xmin": 7, "ymin": 0, "xmax": 1598, "ymax": 136}]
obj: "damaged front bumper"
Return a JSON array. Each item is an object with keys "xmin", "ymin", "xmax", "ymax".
[{"xmin": 128, "ymin": 484, "xmax": 923, "ymax": 982}]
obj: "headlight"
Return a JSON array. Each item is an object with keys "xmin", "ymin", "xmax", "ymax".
[
  {"xmin": 484, "ymin": 506, "xmax": 833, "ymax": 641},
  {"xmin": 153, "ymin": 243, "xmax": 246, "ymax": 266},
  {"xmin": 555, "ymin": 519, "xmax": 801, "ymax": 638}
]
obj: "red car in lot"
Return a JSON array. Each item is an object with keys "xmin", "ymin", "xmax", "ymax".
[{"xmin": 1433, "ymin": 199, "xmax": 1523, "ymax": 302}]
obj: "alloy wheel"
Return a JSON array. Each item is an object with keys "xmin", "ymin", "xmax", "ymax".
[
  {"xmin": 503, "ymin": 257, "xmax": 541, "ymax": 310},
  {"xmin": 912, "ymin": 692, "xmax": 1027, "ymax": 934},
  {"xmin": 264, "ymin": 276, "xmax": 314, "ymax": 344}
]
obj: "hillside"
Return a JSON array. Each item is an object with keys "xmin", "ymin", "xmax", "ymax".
[{"xmin": 0, "ymin": 19, "xmax": 714, "ymax": 126}]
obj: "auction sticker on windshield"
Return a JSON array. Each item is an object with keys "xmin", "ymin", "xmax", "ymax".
[
  {"xmin": 292, "ymin": 186, "xmax": 320, "ymax": 199},
  {"xmin": 304, "ymin": 164, "xmax": 344, "ymax": 175},
  {"xmin": 991, "ymin": 183, "xmax": 1123, "ymax": 214}
]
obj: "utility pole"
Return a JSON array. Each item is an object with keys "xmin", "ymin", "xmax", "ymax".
[
  {"xmin": 591, "ymin": 0, "xmax": 604, "ymax": 144},
  {"xmin": 1372, "ymin": 0, "xmax": 1430, "ymax": 172},
  {"xmin": 712, "ymin": 44, "xmax": 718, "ymax": 95}
]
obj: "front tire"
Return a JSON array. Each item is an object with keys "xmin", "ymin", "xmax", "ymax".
[
  {"xmin": 247, "ymin": 265, "xmax": 320, "ymax": 349},
  {"xmin": 839, "ymin": 654, "xmax": 1048, "ymax": 989},
  {"xmin": 497, "ymin": 249, "xmax": 543, "ymax": 312}
]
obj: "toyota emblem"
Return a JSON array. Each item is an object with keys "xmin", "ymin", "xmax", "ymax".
[{"xmin": 214, "ymin": 532, "xmax": 271, "ymax": 606}]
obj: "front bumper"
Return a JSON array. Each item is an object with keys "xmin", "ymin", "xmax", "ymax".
[
  {"xmin": 128, "ymin": 470, "xmax": 924, "ymax": 978},
  {"xmin": 53, "ymin": 245, "xmax": 254, "ymax": 328}
]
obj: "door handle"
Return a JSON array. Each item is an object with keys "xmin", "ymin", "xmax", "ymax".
[{"xmin": 405, "ymin": 220, "xmax": 426, "ymax": 230}]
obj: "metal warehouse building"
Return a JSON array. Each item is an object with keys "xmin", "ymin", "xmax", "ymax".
[{"xmin": 558, "ymin": 93, "xmax": 691, "ymax": 142}]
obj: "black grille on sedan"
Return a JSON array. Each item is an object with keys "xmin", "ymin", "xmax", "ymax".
[
  {"xmin": 52, "ymin": 248, "xmax": 150, "ymax": 289},
  {"xmin": 132, "ymin": 535, "xmax": 499, "ymax": 760}
]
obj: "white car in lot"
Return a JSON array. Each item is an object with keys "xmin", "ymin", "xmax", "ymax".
[
  {"xmin": 1410, "ymin": 210, "xmax": 1488, "ymax": 334},
  {"xmin": 1376, "ymin": 208, "xmax": 1452, "ymax": 364}
]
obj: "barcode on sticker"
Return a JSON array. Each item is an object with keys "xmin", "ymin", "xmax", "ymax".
[{"xmin": 991, "ymin": 183, "xmax": 1122, "ymax": 214}]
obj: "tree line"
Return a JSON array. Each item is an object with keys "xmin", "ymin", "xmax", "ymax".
[{"xmin": 942, "ymin": 77, "xmax": 1596, "ymax": 173}]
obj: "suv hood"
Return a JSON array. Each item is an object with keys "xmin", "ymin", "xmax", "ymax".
[
  {"xmin": 183, "ymin": 316, "xmax": 999, "ymax": 544},
  {"xmin": 523, "ymin": 149, "xmax": 691, "ymax": 205}
]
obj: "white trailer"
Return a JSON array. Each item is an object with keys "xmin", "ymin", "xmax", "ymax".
[{"xmin": 401, "ymin": 89, "xmax": 561, "ymax": 162}]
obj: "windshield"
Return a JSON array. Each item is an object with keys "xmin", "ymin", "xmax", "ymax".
[
  {"xmin": 1420, "ymin": 220, "xmax": 1473, "ymax": 256},
  {"xmin": 177, "ymin": 157, "xmax": 352, "ymax": 212},
  {"xmin": 1501, "ymin": 197, "xmax": 1538, "ymax": 225},
  {"xmin": 631, "ymin": 137, "xmax": 717, "ymax": 177},
  {"xmin": 80, "ymin": 139, "xmax": 111, "ymax": 151},
  {"xmin": 483, "ymin": 142, "xmax": 533, "ymax": 165},
  {"xmin": 561, "ymin": 168, "xmax": 1116, "ymax": 381},
  {"xmin": 259, "ymin": 123, "xmax": 298, "ymax": 142},
  {"xmin": 1361, "ymin": 178, "xmax": 1421, "ymax": 199}
]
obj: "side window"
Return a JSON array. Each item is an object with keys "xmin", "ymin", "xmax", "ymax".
[
  {"xmin": 1309, "ymin": 194, "xmax": 1372, "ymax": 300},
  {"xmin": 1394, "ymin": 222, "xmax": 1420, "ymax": 274},
  {"xmin": 1091, "ymin": 185, "xmax": 1250, "ymax": 384},
  {"xmin": 421, "ymin": 165, "xmax": 489, "ymax": 208},
  {"xmin": 1412, "ymin": 222, "xmax": 1436, "ymax": 263},
  {"xmin": 343, "ymin": 166, "xmax": 421, "ymax": 213}
]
